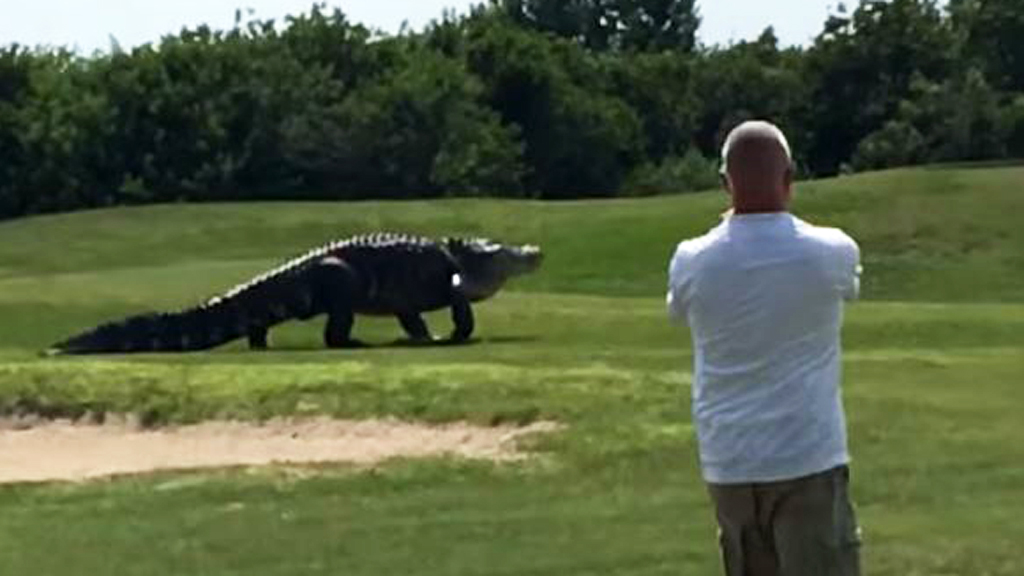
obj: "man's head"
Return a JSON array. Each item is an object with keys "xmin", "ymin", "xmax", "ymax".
[{"xmin": 719, "ymin": 120, "xmax": 794, "ymax": 213}]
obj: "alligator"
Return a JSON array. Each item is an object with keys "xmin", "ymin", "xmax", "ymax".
[{"xmin": 47, "ymin": 233, "xmax": 543, "ymax": 355}]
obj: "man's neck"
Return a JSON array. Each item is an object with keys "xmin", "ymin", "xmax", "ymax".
[
  {"xmin": 732, "ymin": 205, "xmax": 788, "ymax": 215},
  {"xmin": 729, "ymin": 187, "xmax": 789, "ymax": 215}
]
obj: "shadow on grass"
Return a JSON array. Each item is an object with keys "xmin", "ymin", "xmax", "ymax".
[{"xmin": 254, "ymin": 334, "xmax": 540, "ymax": 353}]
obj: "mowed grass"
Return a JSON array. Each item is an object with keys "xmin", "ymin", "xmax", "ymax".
[{"xmin": 0, "ymin": 166, "xmax": 1021, "ymax": 574}]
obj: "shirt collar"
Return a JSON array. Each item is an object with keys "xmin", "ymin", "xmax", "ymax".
[{"xmin": 727, "ymin": 211, "xmax": 791, "ymax": 222}]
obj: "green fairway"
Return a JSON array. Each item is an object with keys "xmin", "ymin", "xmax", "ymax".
[{"xmin": 0, "ymin": 167, "xmax": 1022, "ymax": 574}]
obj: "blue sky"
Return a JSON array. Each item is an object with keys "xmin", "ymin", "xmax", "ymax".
[{"xmin": 1, "ymin": 1, "xmax": 843, "ymax": 54}]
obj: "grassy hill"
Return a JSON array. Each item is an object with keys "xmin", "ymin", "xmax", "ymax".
[
  {"xmin": 0, "ymin": 166, "xmax": 1021, "ymax": 575},
  {"xmin": 1, "ymin": 165, "xmax": 1022, "ymax": 300}
]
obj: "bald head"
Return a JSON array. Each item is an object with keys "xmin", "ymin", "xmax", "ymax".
[{"xmin": 720, "ymin": 121, "xmax": 794, "ymax": 213}]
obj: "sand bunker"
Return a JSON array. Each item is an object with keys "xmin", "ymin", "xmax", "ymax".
[{"xmin": 0, "ymin": 416, "xmax": 558, "ymax": 484}]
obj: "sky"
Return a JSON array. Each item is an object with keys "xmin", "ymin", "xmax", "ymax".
[{"xmin": 0, "ymin": 0, "xmax": 842, "ymax": 54}]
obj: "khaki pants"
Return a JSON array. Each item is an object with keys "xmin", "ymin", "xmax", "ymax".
[{"xmin": 707, "ymin": 466, "xmax": 862, "ymax": 576}]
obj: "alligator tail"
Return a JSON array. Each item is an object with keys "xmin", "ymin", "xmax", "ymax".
[{"xmin": 45, "ymin": 301, "xmax": 246, "ymax": 356}]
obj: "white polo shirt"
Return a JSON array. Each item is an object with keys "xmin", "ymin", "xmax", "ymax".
[{"xmin": 667, "ymin": 212, "xmax": 861, "ymax": 484}]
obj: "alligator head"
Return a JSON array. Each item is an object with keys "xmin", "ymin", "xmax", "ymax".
[{"xmin": 444, "ymin": 237, "xmax": 543, "ymax": 302}]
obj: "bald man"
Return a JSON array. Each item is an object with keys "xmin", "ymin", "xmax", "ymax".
[{"xmin": 667, "ymin": 121, "xmax": 863, "ymax": 575}]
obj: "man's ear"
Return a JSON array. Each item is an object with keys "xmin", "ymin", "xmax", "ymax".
[{"xmin": 782, "ymin": 165, "xmax": 795, "ymax": 201}]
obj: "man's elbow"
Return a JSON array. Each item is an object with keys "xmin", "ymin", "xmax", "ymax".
[
  {"xmin": 666, "ymin": 292, "xmax": 689, "ymax": 324},
  {"xmin": 842, "ymin": 278, "xmax": 861, "ymax": 302}
]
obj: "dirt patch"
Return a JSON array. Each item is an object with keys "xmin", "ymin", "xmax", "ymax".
[{"xmin": 0, "ymin": 416, "xmax": 559, "ymax": 484}]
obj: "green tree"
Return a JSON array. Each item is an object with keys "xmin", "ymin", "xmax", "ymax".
[
  {"xmin": 498, "ymin": 0, "xmax": 699, "ymax": 52},
  {"xmin": 0, "ymin": 50, "xmax": 116, "ymax": 215},
  {"xmin": 92, "ymin": 20, "xmax": 342, "ymax": 204},
  {"xmin": 0, "ymin": 46, "xmax": 34, "ymax": 216},
  {"xmin": 464, "ymin": 15, "xmax": 643, "ymax": 197},
  {"xmin": 282, "ymin": 45, "xmax": 525, "ymax": 198},
  {"xmin": 5, "ymin": 0, "xmax": 1024, "ymax": 218},
  {"xmin": 615, "ymin": 0, "xmax": 700, "ymax": 52},
  {"xmin": 950, "ymin": 0, "xmax": 1024, "ymax": 91},
  {"xmin": 604, "ymin": 51, "xmax": 699, "ymax": 160},
  {"xmin": 280, "ymin": 5, "xmax": 390, "ymax": 93},
  {"xmin": 692, "ymin": 28, "xmax": 808, "ymax": 163},
  {"xmin": 803, "ymin": 0, "xmax": 956, "ymax": 174},
  {"xmin": 1002, "ymin": 95, "xmax": 1024, "ymax": 158},
  {"xmin": 899, "ymin": 69, "xmax": 1006, "ymax": 162}
]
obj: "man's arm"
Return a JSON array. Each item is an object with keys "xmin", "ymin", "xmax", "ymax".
[
  {"xmin": 666, "ymin": 245, "xmax": 692, "ymax": 324},
  {"xmin": 840, "ymin": 237, "xmax": 862, "ymax": 301}
]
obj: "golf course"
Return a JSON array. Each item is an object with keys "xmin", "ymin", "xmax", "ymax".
[{"xmin": 0, "ymin": 165, "xmax": 1021, "ymax": 574}]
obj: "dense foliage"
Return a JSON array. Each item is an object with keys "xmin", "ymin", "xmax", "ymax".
[{"xmin": 0, "ymin": 0, "xmax": 1021, "ymax": 218}]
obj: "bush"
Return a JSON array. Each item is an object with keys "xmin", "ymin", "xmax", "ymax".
[
  {"xmin": 622, "ymin": 148, "xmax": 720, "ymax": 196},
  {"xmin": 1002, "ymin": 95, "xmax": 1024, "ymax": 158},
  {"xmin": 851, "ymin": 120, "xmax": 925, "ymax": 171}
]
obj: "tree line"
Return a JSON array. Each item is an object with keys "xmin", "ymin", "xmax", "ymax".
[{"xmin": 0, "ymin": 0, "xmax": 1021, "ymax": 219}]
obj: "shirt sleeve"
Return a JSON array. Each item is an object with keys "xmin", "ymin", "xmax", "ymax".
[
  {"xmin": 840, "ymin": 237, "xmax": 862, "ymax": 301},
  {"xmin": 666, "ymin": 245, "xmax": 692, "ymax": 324}
]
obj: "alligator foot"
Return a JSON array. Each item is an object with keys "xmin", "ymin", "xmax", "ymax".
[
  {"xmin": 440, "ymin": 336, "xmax": 478, "ymax": 346},
  {"xmin": 392, "ymin": 336, "xmax": 442, "ymax": 347},
  {"xmin": 325, "ymin": 338, "xmax": 368, "ymax": 349}
]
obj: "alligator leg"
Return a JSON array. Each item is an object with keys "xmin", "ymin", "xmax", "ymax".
[
  {"xmin": 324, "ymin": 307, "xmax": 358, "ymax": 348},
  {"xmin": 313, "ymin": 258, "xmax": 365, "ymax": 349},
  {"xmin": 449, "ymin": 288, "xmax": 475, "ymax": 343},
  {"xmin": 247, "ymin": 326, "xmax": 269, "ymax": 350},
  {"xmin": 397, "ymin": 313, "xmax": 434, "ymax": 342}
]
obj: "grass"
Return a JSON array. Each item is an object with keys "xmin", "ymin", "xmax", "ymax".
[{"xmin": 0, "ymin": 166, "xmax": 1021, "ymax": 574}]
